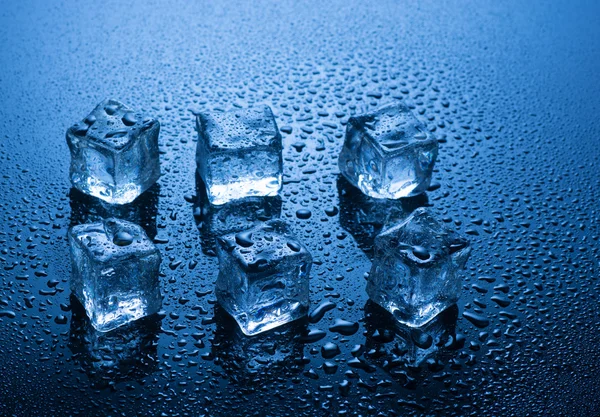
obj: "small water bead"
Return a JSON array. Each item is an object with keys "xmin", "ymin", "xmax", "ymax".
[
  {"xmin": 329, "ymin": 319, "xmax": 359, "ymax": 336},
  {"xmin": 286, "ymin": 241, "xmax": 302, "ymax": 252},
  {"xmin": 321, "ymin": 342, "xmax": 341, "ymax": 359},
  {"xmin": 234, "ymin": 231, "xmax": 254, "ymax": 247},
  {"xmin": 410, "ymin": 329, "xmax": 433, "ymax": 349},
  {"xmin": 122, "ymin": 112, "xmax": 138, "ymax": 126},
  {"xmin": 296, "ymin": 209, "xmax": 312, "ymax": 219},
  {"xmin": 463, "ymin": 311, "xmax": 490, "ymax": 328},
  {"xmin": 308, "ymin": 301, "xmax": 336, "ymax": 324},
  {"xmin": 411, "ymin": 245, "xmax": 430, "ymax": 261},
  {"xmin": 104, "ymin": 103, "xmax": 119, "ymax": 115}
]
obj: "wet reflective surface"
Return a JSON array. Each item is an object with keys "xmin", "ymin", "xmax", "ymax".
[{"xmin": 1, "ymin": 0, "xmax": 599, "ymax": 415}]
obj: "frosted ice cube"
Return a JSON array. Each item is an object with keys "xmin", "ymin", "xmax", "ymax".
[
  {"xmin": 367, "ymin": 208, "xmax": 470, "ymax": 327},
  {"xmin": 338, "ymin": 103, "xmax": 438, "ymax": 199},
  {"xmin": 66, "ymin": 99, "xmax": 161, "ymax": 205},
  {"xmin": 68, "ymin": 218, "xmax": 162, "ymax": 332},
  {"xmin": 215, "ymin": 220, "xmax": 311, "ymax": 336},
  {"xmin": 195, "ymin": 106, "xmax": 283, "ymax": 205}
]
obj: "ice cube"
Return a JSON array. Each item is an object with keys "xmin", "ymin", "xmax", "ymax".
[
  {"xmin": 193, "ymin": 173, "xmax": 282, "ymax": 256},
  {"xmin": 66, "ymin": 99, "xmax": 161, "ymax": 205},
  {"xmin": 195, "ymin": 106, "xmax": 283, "ymax": 205},
  {"xmin": 367, "ymin": 207, "xmax": 470, "ymax": 327},
  {"xmin": 338, "ymin": 102, "xmax": 438, "ymax": 199},
  {"xmin": 215, "ymin": 220, "xmax": 311, "ymax": 336},
  {"xmin": 69, "ymin": 218, "xmax": 162, "ymax": 332}
]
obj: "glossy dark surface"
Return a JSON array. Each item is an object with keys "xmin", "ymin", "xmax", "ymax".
[{"xmin": 1, "ymin": 0, "xmax": 599, "ymax": 415}]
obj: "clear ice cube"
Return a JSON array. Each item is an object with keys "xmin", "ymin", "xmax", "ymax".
[
  {"xmin": 66, "ymin": 99, "xmax": 161, "ymax": 205},
  {"xmin": 69, "ymin": 218, "xmax": 162, "ymax": 332},
  {"xmin": 366, "ymin": 208, "xmax": 470, "ymax": 327},
  {"xmin": 195, "ymin": 106, "xmax": 283, "ymax": 205},
  {"xmin": 215, "ymin": 220, "xmax": 312, "ymax": 336},
  {"xmin": 338, "ymin": 102, "xmax": 438, "ymax": 199}
]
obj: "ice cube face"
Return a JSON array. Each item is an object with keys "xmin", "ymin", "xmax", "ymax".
[
  {"xmin": 69, "ymin": 218, "xmax": 162, "ymax": 332},
  {"xmin": 66, "ymin": 99, "xmax": 161, "ymax": 205},
  {"xmin": 215, "ymin": 220, "xmax": 312, "ymax": 336},
  {"xmin": 338, "ymin": 103, "xmax": 438, "ymax": 199},
  {"xmin": 367, "ymin": 208, "xmax": 470, "ymax": 327},
  {"xmin": 196, "ymin": 106, "xmax": 283, "ymax": 205}
]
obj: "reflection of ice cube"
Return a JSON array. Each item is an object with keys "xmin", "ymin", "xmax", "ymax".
[
  {"xmin": 211, "ymin": 304, "xmax": 306, "ymax": 381},
  {"xmin": 367, "ymin": 208, "xmax": 470, "ymax": 327},
  {"xmin": 193, "ymin": 172, "xmax": 281, "ymax": 256},
  {"xmin": 68, "ymin": 296, "xmax": 160, "ymax": 388},
  {"xmin": 66, "ymin": 99, "xmax": 161, "ymax": 205},
  {"xmin": 69, "ymin": 183, "xmax": 159, "ymax": 239},
  {"xmin": 195, "ymin": 106, "xmax": 283, "ymax": 205},
  {"xmin": 215, "ymin": 220, "xmax": 311, "ymax": 336},
  {"xmin": 69, "ymin": 218, "xmax": 162, "ymax": 332},
  {"xmin": 364, "ymin": 300, "xmax": 458, "ymax": 375},
  {"xmin": 338, "ymin": 103, "xmax": 438, "ymax": 199},
  {"xmin": 337, "ymin": 175, "xmax": 428, "ymax": 258}
]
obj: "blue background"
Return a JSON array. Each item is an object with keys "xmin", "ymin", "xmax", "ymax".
[{"xmin": 0, "ymin": 0, "xmax": 599, "ymax": 415}]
